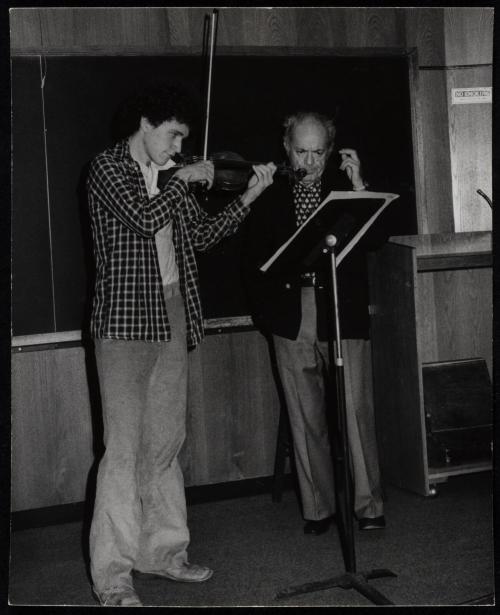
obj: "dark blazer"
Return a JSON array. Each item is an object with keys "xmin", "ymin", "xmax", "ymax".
[{"xmin": 241, "ymin": 163, "xmax": 388, "ymax": 341}]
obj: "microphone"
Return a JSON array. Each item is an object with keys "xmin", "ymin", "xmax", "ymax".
[
  {"xmin": 477, "ymin": 189, "xmax": 492, "ymax": 209},
  {"xmin": 325, "ymin": 234, "xmax": 337, "ymax": 248}
]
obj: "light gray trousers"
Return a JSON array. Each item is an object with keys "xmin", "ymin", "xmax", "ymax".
[
  {"xmin": 273, "ymin": 287, "xmax": 384, "ymax": 521},
  {"xmin": 89, "ymin": 284, "xmax": 189, "ymax": 594}
]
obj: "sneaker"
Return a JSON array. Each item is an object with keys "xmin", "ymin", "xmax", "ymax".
[
  {"xmin": 358, "ymin": 515, "xmax": 386, "ymax": 530},
  {"xmin": 134, "ymin": 562, "xmax": 213, "ymax": 583},
  {"xmin": 94, "ymin": 584, "xmax": 143, "ymax": 606}
]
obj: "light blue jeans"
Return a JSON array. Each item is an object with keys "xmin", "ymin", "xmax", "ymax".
[{"xmin": 89, "ymin": 284, "xmax": 189, "ymax": 594}]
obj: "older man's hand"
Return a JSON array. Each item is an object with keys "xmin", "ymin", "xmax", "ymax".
[{"xmin": 339, "ymin": 148, "xmax": 366, "ymax": 191}]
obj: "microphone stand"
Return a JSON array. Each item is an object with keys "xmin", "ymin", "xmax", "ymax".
[{"xmin": 275, "ymin": 234, "xmax": 396, "ymax": 605}]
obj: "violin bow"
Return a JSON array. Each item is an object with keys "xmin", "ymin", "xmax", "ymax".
[{"xmin": 203, "ymin": 9, "xmax": 219, "ymax": 161}]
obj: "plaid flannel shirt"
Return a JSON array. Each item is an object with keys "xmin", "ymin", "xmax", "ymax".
[{"xmin": 87, "ymin": 140, "xmax": 250, "ymax": 348}]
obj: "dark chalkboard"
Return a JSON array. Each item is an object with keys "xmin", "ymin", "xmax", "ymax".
[{"xmin": 12, "ymin": 53, "xmax": 417, "ymax": 337}]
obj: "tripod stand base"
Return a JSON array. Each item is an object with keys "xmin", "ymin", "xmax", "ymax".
[{"xmin": 276, "ymin": 569, "xmax": 397, "ymax": 605}]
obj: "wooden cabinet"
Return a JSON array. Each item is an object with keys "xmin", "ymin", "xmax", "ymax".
[{"xmin": 367, "ymin": 232, "xmax": 492, "ymax": 496}]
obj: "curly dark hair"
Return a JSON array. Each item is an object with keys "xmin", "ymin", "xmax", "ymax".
[{"xmin": 112, "ymin": 81, "xmax": 200, "ymax": 140}]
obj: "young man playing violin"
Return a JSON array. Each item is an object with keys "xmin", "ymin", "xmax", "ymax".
[
  {"xmin": 243, "ymin": 111, "xmax": 386, "ymax": 538},
  {"xmin": 87, "ymin": 81, "xmax": 275, "ymax": 606}
]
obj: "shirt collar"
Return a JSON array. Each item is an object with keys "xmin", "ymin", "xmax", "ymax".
[{"xmin": 295, "ymin": 178, "xmax": 322, "ymax": 192}]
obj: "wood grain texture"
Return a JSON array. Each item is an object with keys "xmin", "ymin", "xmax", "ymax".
[
  {"xmin": 164, "ymin": 8, "xmax": 192, "ymax": 47},
  {"xmin": 343, "ymin": 7, "xmax": 404, "ymax": 48},
  {"xmin": 183, "ymin": 8, "xmax": 209, "ymax": 48},
  {"xmin": 417, "ymin": 268, "xmax": 493, "ymax": 376},
  {"xmin": 447, "ymin": 67, "xmax": 492, "ymax": 232},
  {"xmin": 368, "ymin": 237, "xmax": 492, "ymax": 496},
  {"xmin": 237, "ymin": 8, "xmax": 298, "ymax": 47},
  {"xmin": 368, "ymin": 244, "xmax": 428, "ymax": 495},
  {"xmin": 391, "ymin": 230, "xmax": 492, "ymax": 255},
  {"xmin": 417, "ymin": 70, "xmax": 455, "ymax": 233},
  {"xmin": 295, "ymin": 8, "xmax": 347, "ymax": 47},
  {"xmin": 11, "ymin": 7, "xmax": 175, "ymax": 54},
  {"xmin": 404, "ymin": 8, "xmax": 445, "ymax": 67},
  {"xmin": 295, "ymin": 7, "xmax": 406, "ymax": 48},
  {"xmin": 11, "ymin": 347, "xmax": 95, "ymax": 511},
  {"xmin": 444, "ymin": 8, "xmax": 494, "ymax": 66},
  {"xmin": 11, "ymin": 330, "xmax": 281, "ymax": 511},
  {"xmin": 182, "ymin": 331, "xmax": 280, "ymax": 486},
  {"xmin": 9, "ymin": 8, "xmax": 42, "ymax": 50},
  {"xmin": 417, "ymin": 252, "xmax": 491, "ymax": 271},
  {"xmin": 407, "ymin": 51, "xmax": 428, "ymax": 235},
  {"xmin": 415, "ymin": 270, "xmax": 439, "ymax": 363},
  {"xmin": 10, "ymin": 7, "xmax": 434, "ymax": 54},
  {"xmin": 394, "ymin": 232, "xmax": 492, "ymax": 374}
]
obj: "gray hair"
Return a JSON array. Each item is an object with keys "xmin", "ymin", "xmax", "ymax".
[{"xmin": 283, "ymin": 111, "xmax": 336, "ymax": 149}]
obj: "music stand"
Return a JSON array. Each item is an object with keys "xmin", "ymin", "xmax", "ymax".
[{"xmin": 260, "ymin": 191, "xmax": 399, "ymax": 605}]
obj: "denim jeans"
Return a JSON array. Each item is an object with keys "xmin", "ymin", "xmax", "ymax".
[
  {"xmin": 273, "ymin": 287, "xmax": 384, "ymax": 521},
  {"xmin": 89, "ymin": 284, "xmax": 189, "ymax": 593}
]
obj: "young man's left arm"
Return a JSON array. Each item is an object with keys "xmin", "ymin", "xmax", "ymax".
[{"xmin": 185, "ymin": 163, "xmax": 276, "ymax": 252}]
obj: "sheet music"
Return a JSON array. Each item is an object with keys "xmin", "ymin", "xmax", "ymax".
[{"xmin": 260, "ymin": 190, "xmax": 399, "ymax": 273}]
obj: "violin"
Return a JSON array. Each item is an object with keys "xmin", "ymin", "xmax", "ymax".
[{"xmin": 158, "ymin": 151, "xmax": 306, "ymax": 192}]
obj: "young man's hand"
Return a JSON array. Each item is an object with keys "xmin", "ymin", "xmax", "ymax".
[
  {"xmin": 240, "ymin": 162, "xmax": 277, "ymax": 207},
  {"xmin": 174, "ymin": 160, "xmax": 215, "ymax": 190}
]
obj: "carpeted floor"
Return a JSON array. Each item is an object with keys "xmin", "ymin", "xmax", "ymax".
[{"xmin": 9, "ymin": 472, "xmax": 494, "ymax": 607}]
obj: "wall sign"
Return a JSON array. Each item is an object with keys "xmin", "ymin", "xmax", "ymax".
[{"xmin": 451, "ymin": 87, "xmax": 492, "ymax": 105}]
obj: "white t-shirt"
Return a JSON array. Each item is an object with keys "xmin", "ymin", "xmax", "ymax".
[{"xmin": 138, "ymin": 159, "xmax": 179, "ymax": 287}]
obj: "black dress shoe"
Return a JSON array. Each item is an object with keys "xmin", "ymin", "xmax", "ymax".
[
  {"xmin": 303, "ymin": 516, "xmax": 334, "ymax": 535},
  {"xmin": 358, "ymin": 515, "xmax": 386, "ymax": 530}
]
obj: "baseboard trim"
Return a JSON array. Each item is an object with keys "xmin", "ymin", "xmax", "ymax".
[
  {"xmin": 11, "ymin": 501, "xmax": 87, "ymax": 532},
  {"xmin": 11, "ymin": 474, "xmax": 294, "ymax": 532}
]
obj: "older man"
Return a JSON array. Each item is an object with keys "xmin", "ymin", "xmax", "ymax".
[{"xmin": 243, "ymin": 111, "xmax": 385, "ymax": 536}]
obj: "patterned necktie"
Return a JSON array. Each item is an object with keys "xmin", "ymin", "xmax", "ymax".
[{"xmin": 293, "ymin": 180, "xmax": 322, "ymax": 227}]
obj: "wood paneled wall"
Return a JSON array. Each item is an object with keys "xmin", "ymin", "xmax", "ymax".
[
  {"xmin": 444, "ymin": 8, "xmax": 493, "ymax": 232},
  {"xmin": 182, "ymin": 332, "xmax": 280, "ymax": 486},
  {"xmin": 11, "ymin": 330, "xmax": 281, "ymax": 511},
  {"xmin": 10, "ymin": 6, "xmax": 494, "ymax": 233},
  {"xmin": 448, "ymin": 66, "xmax": 492, "ymax": 232},
  {"xmin": 11, "ymin": 346, "xmax": 95, "ymax": 510}
]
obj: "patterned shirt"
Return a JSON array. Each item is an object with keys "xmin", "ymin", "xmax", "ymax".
[
  {"xmin": 87, "ymin": 139, "xmax": 250, "ymax": 348},
  {"xmin": 293, "ymin": 179, "xmax": 322, "ymax": 226}
]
